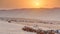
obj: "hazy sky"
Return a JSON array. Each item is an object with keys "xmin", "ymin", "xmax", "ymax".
[{"xmin": 0, "ymin": 0, "xmax": 60, "ymax": 8}]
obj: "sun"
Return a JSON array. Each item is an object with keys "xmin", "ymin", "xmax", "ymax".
[
  {"xmin": 32, "ymin": 0, "xmax": 43, "ymax": 8},
  {"xmin": 35, "ymin": 2, "xmax": 40, "ymax": 6}
]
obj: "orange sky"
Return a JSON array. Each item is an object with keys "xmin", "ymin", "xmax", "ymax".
[{"xmin": 0, "ymin": 0, "xmax": 60, "ymax": 8}]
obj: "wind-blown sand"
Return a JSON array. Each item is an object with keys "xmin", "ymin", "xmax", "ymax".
[{"xmin": 0, "ymin": 20, "xmax": 36, "ymax": 34}]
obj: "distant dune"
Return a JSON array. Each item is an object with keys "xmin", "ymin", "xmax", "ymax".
[{"xmin": 0, "ymin": 8, "xmax": 60, "ymax": 21}]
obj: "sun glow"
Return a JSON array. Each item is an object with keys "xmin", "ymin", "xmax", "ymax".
[
  {"xmin": 35, "ymin": 2, "xmax": 40, "ymax": 6},
  {"xmin": 32, "ymin": 0, "xmax": 43, "ymax": 8}
]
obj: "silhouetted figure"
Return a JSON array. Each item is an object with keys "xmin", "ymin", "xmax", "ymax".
[
  {"xmin": 37, "ymin": 29, "xmax": 45, "ymax": 34},
  {"xmin": 22, "ymin": 26, "xmax": 36, "ymax": 32},
  {"xmin": 44, "ymin": 31, "xmax": 48, "ymax": 34},
  {"xmin": 56, "ymin": 30, "xmax": 60, "ymax": 34},
  {"xmin": 48, "ymin": 30, "xmax": 55, "ymax": 34}
]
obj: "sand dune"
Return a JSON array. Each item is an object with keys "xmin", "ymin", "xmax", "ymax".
[{"xmin": 0, "ymin": 20, "xmax": 36, "ymax": 34}]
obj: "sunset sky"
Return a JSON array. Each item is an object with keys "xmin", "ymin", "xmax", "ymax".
[{"xmin": 0, "ymin": 0, "xmax": 60, "ymax": 8}]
